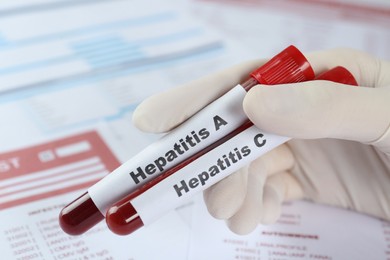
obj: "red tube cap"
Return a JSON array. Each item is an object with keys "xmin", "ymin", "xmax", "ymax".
[
  {"xmin": 316, "ymin": 66, "xmax": 358, "ymax": 86},
  {"xmin": 250, "ymin": 45, "xmax": 315, "ymax": 85}
]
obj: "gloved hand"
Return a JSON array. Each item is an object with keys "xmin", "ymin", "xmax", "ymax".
[{"xmin": 132, "ymin": 48, "xmax": 390, "ymax": 235}]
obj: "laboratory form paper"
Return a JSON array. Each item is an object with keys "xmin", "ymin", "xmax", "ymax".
[
  {"xmin": 0, "ymin": 0, "xmax": 390, "ymax": 259},
  {"xmin": 189, "ymin": 196, "xmax": 389, "ymax": 260},
  {"xmin": 0, "ymin": 127, "xmax": 190, "ymax": 259}
]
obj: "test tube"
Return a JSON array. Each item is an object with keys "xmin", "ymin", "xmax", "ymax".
[{"xmin": 59, "ymin": 45, "xmax": 315, "ymax": 235}]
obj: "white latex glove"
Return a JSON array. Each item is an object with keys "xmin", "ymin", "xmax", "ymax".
[{"xmin": 133, "ymin": 48, "xmax": 390, "ymax": 235}]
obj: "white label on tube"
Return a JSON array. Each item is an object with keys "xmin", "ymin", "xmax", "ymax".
[
  {"xmin": 131, "ymin": 125, "xmax": 290, "ymax": 226},
  {"xmin": 89, "ymin": 85, "xmax": 248, "ymax": 214}
]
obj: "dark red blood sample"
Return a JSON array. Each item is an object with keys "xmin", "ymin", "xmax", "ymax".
[
  {"xmin": 106, "ymin": 199, "xmax": 144, "ymax": 236},
  {"xmin": 59, "ymin": 192, "xmax": 104, "ymax": 235}
]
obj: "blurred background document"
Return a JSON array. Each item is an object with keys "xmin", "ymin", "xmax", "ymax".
[
  {"xmin": 0, "ymin": 0, "xmax": 389, "ymax": 259},
  {"xmin": 188, "ymin": 196, "xmax": 390, "ymax": 259}
]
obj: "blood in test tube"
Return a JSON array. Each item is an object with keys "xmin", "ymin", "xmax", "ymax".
[
  {"xmin": 59, "ymin": 192, "xmax": 103, "ymax": 235},
  {"xmin": 105, "ymin": 66, "xmax": 358, "ymax": 236},
  {"xmin": 59, "ymin": 45, "xmax": 314, "ymax": 235}
]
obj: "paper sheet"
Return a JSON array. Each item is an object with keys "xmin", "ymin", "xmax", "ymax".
[
  {"xmin": 1, "ymin": 0, "xmax": 390, "ymax": 259},
  {"xmin": 0, "ymin": 0, "xmax": 248, "ymax": 94},
  {"xmin": 0, "ymin": 127, "xmax": 190, "ymax": 259},
  {"xmin": 188, "ymin": 196, "xmax": 389, "ymax": 259},
  {"xmin": 190, "ymin": 0, "xmax": 390, "ymax": 59},
  {"xmin": 0, "ymin": 0, "xmax": 249, "ymax": 150}
]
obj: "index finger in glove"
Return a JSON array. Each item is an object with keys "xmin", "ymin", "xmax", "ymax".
[
  {"xmin": 132, "ymin": 59, "xmax": 264, "ymax": 133},
  {"xmin": 244, "ymin": 49, "xmax": 390, "ymax": 153}
]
